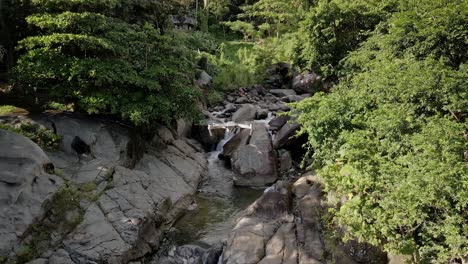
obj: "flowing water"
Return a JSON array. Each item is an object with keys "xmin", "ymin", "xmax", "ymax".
[{"xmin": 164, "ymin": 130, "xmax": 264, "ymax": 247}]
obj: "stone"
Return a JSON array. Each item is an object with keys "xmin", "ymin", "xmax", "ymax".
[
  {"xmin": 258, "ymin": 223, "xmax": 298, "ymax": 264},
  {"xmin": 268, "ymin": 115, "xmax": 289, "ymax": 131},
  {"xmin": 176, "ymin": 119, "xmax": 192, "ymax": 138},
  {"xmin": 196, "ymin": 70, "xmax": 212, "ymax": 87},
  {"xmin": 281, "ymin": 95, "xmax": 304, "ymax": 103},
  {"xmin": 224, "ymin": 103, "xmax": 236, "ymax": 113},
  {"xmin": 235, "ymin": 97, "xmax": 250, "ymax": 104},
  {"xmin": 192, "ymin": 120, "xmax": 226, "ymax": 149},
  {"xmin": 0, "ymin": 129, "xmax": 63, "ymax": 256},
  {"xmin": 278, "ymin": 149, "xmax": 292, "ymax": 175},
  {"xmin": 256, "ymin": 109, "xmax": 269, "ymax": 120},
  {"xmin": 273, "ymin": 122, "xmax": 301, "ymax": 149},
  {"xmin": 231, "ymin": 104, "xmax": 257, "ymax": 123},
  {"xmin": 292, "ymin": 174, "xmax": 317, "ymax": 199},
  {"xmin": 269, "ymin": 89, "xmax": 297, "ymax": 97},
  {"xmin": 292, "ymin": 73, "xmax": 322, "ymax": 94},
  {"xmin": 296, "ymin": 184, "xmax": 325, "ymax": 263},
  {"xmin": 222, "ymin": 181, "xmax": 291, "ymax": 264},
  {"xmin": 231, "ymin": 124, "xmax": 278, "ymax": 186}
]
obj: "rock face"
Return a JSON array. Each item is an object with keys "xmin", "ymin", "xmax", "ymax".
[
  {"xmin": 0, "ymin": 130, "xmax": 64, "ymax": 257},
  {"xmin": 219, "ymin": 177, "xmax": 388, "ymax": 264},
  {"xmin": 228, "ymin": 124, "xmax": 278, "ymax": 187},
  {"xmin": 0, "ymin": 114, "xmax": 207, "ymax": 263},
  {"xmin": 221, "ymin": 181, "xmax": 291, "ymax": 264}
]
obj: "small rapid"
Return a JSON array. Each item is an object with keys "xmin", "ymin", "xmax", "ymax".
[{"xmin": 154, "ymin": 129, "xmax": 264, "ymax": 262}]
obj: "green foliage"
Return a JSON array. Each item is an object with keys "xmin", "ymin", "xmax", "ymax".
[
  {"xmin": 0, "ymin": 105, "xmax": 17, "ymax": 115},
  {"xmin": 0, "ymin": 122, "xmax": 61, "ymax": 149},
  {"xmin": 292, "ymin": 1, "xmax": 468, "ymax": 261},
  {"xmin": 14, "ymin": 2, "xmax": 202, "ymax": 126},
  {"xmin": 206, "ymin": 89, "xmax": 224, "ymax": 106},
  {"xmin": 16, "ymin": 187, "xmax": 85, "ymax": 263},
  {"xmin": 293, "ymin": 0, "xmax": 396, "ymax": 78}
]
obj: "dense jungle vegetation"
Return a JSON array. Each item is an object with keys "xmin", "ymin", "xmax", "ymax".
[{"xmin": 0, "ymin": 0, "xmax": 466, "ymax": 262}]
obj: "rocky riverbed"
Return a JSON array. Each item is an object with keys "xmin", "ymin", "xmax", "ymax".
[{"xmin": 1, "ymin": 63, "xmax": 392, "ymax": 264}]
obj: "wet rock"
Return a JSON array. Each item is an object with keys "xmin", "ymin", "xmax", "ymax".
[
  {"xmin": 221, "ymin": 182, "xmax": 291, "ymax": 264},
  {"xmin": 269, "ymin": 89, "xmax": 297, "ymax": 97},
  {"xmin": 292, "ymin": 72, "xmax": 322, "ymax": 94},
  {"xmin": 0, "ymin": 129, "xmax": 64, "ymax": 256},
  {"xmin": 192, "ymin": 120, "xmax": 226, "ymax": 149},
  {"xmin": 231, "ymin": 104, "xmax": 257, "ymax": 123},
  {"xmin": 268, "ymin": 115, "xmax": 289, "ymax": 131},
  {"xmin": 256, "ymin": 109, "xmax": 269, "ymax": 120},
  {"xmin": 222, "ymin": 128, "xmax": 251, "ymax": 161},
  {"xmin": 231, "ymin": 124, "xmax": 278, "ymax": 186}
]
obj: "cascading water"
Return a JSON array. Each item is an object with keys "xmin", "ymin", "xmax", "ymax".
[{"xmin": 154, "ymin": 127, "xmax": 264, "ymax": 262}]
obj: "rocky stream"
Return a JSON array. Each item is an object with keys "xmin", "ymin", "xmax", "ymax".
[{"xmin": 0, "ymin": 63, "xmax": 393, "ymax": 264}]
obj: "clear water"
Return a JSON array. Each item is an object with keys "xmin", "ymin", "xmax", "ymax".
[{"xmin": 168, "ymin": 131, "xmax": 264, "ymax": 246}]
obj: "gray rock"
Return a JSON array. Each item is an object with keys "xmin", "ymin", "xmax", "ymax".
[
  {"xmin": 231, "ymin": 124, "xmax": 278, "ymax": 186},
  {"xmin": 196, "ymin": 70, "xmax": 212, "ymax": 87},
  {"xmin": 281, "ymin": 95, "xmax": 304, "ymax": 103},
  {"xmin": 268, "ymin": 115, "xmax": 289, "ymax": 131},
  {"xmin": 231, "ymin": 104, "xmax": 257, "ymax": 123},
  {"xmin": 292, "ymin": 73, "xmax": 322, "ymax": 94},
  {"xmin": 255, "ymin": 109, "xmax": 269, "ymax": 120},
  {"xmin": 258, "ymin": 223, "xmax": 298, "ymax": 264},
  {"xmin": 235, "ymin": 97, "xmax": 250, "ymax": 104},
  {"xmin": 49, "ymin": 249, "xmax": 75, "ymax": 264},
  {"xmin": 63, "ymin": 203, "xmax": 130, "ymax": 263},
  {"xmin": 224, "ymin": 103, "xmax": 236, "ymax": 113},
  {"xmin": 0, "ymin": 129, "xmax": 63, "ymax": 256},
  {"xmin": 273, "ymin": 122, "xmax": 301, "ymax": 149},
  {"xmin": 269, "ymin": 89, "xmax": 297, "ymax": 97},
  {"xmin": 176, "ymin": 119, "xmax": 192, "ymax": 138},
  {"xmin": 278, "ymin": 149, "xmax": 292, "ymax": 175},
  {"xmin": 221, "ymin": 181, "xmax": 291, "ymax": 264}
]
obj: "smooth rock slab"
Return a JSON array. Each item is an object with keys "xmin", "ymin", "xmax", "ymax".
[
  {"xmin": 63, "ymin": 203, "xmax": 130, "ymax": 263},
  {"xmin": 0, "ymin": 129, "xmax": 63, "ymax": 256}
]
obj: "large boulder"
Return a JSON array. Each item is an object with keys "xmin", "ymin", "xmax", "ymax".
[
  {"xmin": 221, "ymin": 182, "xmax": 292, "ymax": 264},
  {"xmin": 292, "ymin": 73, "xmax": 322, "ymax": 94},
  {"xmin": 230, "ymin": 124, "xmax": 278, "ymax": 186},
  {"xmin": 231, "ymin": 104, "xmax": 258, "ymax": 123},
  {"xmin": 0, "ymin": 129, "xmax": 64, "ymax": 257},
  {"xmin": 273, "ymin": 121, "xmax": 301, "ymax": 149}
]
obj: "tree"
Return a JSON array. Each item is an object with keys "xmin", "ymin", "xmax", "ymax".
[
  {"xmin": 292, "ymin": 0, "xmax": 468, "ymax": 262},
  {"xmin": 293, "ymin": 0, "xmax": 396, "ymax": 78},
  {"xmin": 14, "ymin": 0, "xmax": 202, "ymax": 125}
]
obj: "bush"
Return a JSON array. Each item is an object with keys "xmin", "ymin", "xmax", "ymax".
[
  {"xmin": 292, "ymin": 1, "xmax": 467, "ymax": 262},
  {"xmin": 14, "ymin": 3, "xmax": 202, "ymax": 126},
  {"xmin": 0, "ymin": 122, "xmax": 61, "ymax": 149}
]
